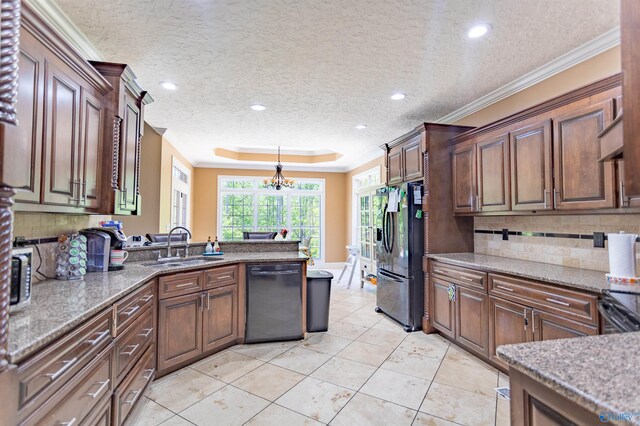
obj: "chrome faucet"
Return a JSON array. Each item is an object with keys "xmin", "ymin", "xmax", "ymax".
[{"xmin": 166, "ymin": 226, "xmax": 192, "ymax": 259}]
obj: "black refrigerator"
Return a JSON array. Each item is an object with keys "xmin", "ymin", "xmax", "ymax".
[{"xmin": 374, "ymin": 182, "xmax": 424, "ymax": 331}]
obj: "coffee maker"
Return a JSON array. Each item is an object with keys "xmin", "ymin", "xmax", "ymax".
[{"xmin": 80, "ymin": 227, "xmax": 128, "ymax": 272}]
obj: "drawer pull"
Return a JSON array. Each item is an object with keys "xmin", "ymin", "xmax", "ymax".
[
  {"xmin": 122, "ymin": 305, "xmax": 140, "ymax": 317},
  {"xmin": 433, "ymin": 269, "xmax": 449, "ymax": 276},
  {"xmin": 142, "ymin": 368, "xmax": 154, "ymax": 380},
  {"xmin": 176, "ymin": 282, "xmax": 195, "ymax": 288},
  {"xmin": 496, "ymin": 285, "xmax": 514, "ymax": 292},
  {"xmin": 459, "ymin": 276, "xmax": 474, "ymax": 282},
  {"xmin": 46, "ymin": 357, "xmax": 78, "ymax": 381},
  {"xmin": 216, "ymin": 275, "xmax": 232, "ymax": 279},
  {"xmin": 138, "ymin": 328, "xmax": 153, "ymax": 338},
  {"xmin": 545, "ymin": 297, "xmax": 570, "ymax": 307},
  {"xmin": 86, "ymin": 329, "xmax": 110, "ymax": 346},
  {"xmin": 139, "ymin": 294, "xmax": 153, "ymax": 302},
  {"xmin": 87, "ymin": 379, "xmax": 110, "ymax": 399},
  {"xmin": 123, "ymin": 389, "xmax": 142, "ymax": 405},
  {"xmin": 121, "ymin": 344, "xmax": 140, "ymax": 356},
  {"xmin": 57, "ymin": 417, "xmax": 77, "ymax": 426}
]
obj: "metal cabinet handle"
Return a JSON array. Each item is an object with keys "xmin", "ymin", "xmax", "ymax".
[
  {"xmin": 523, "ymin": 309, "xmax": 528, "ymax": 330},
  {"xmin": 176, "ymin": 282, "xmax": 194, "ymax": 288},
  {"xmin": 57, "ymin": 417, "xmax": 77, "ymax": 426},
  {"xmin": 531, "ymin": 311, "xmax": 535, "ymax": 334},
  {"xmin": 80, "ymin": 180, "xmax": 87, "ymax": 204},
  {"xmin": 142, "ymin": 368, "xmax": 154, "ymax": 380},
  {"xmin": 495, "ymin": 285, "xmax": 514, "ymax": 292},
  {"xmin": 543, "ymin": 189, "xmax": 548, "ymax": 209},
  {"xmin": 123, "ymin": 389, "xmax": 141, "ymax": 405},
  {"xmin": 217, "ymin": 275, "xmax": 232, "ymax": 279},
  {"xmin": 120, "ymin": 187, "xmax": 128, "ymax": 207},
  {"xmin": 122, "ymin": 305, "xmax": 140, "ymax": 317},
  {"xmin": 459, "ymin": 276, "xmax": 474, "ymax": 282},
  {"xmin": 620, "ymin": 181, "xmax": 629, "ymax": 207},
  {"xmin": 553, "ymin": 188, "xmax": 558, "ymax": 209},
  {"xmin": 139, "ymin": 294, "xmax": 153, "ymax": 302},
  {"xmin": 545, "ymin": 297, "xmax": 570, "ymax": 307},
  {"xmin": 207, "ymin": 293, "xmax": 210, "ymax": 310},
  {"xmin": 470, "ymin": 194, "xmax": 475, "ymax": 212},
  {"xmin": 121, "ymin": 344, "xmax": 140, "ymax": 356},
  {"xmin": 433, "ymin": 269, "xmax": 449, "ymax": 276},
  {"xmin": 138, "ymin": 328, "xmax": 153, "ymax": 338},
  {"xmin": 86, "ymin": 379, "xmax": 110, "ymax": 399},
  {"xmin": 86, "ymin": 330, "xmax": 110, "ymax": 346},
  {"xmin": 476, "ymin": 195, "xmax": 481, "ymax": 212},
  {"xmin": 69, "ymin": 179, "xmax": 81, "ymax": 203},
  {"xmin": 46, "ymin": 357, "xmax": 78, "ymax": 381}
]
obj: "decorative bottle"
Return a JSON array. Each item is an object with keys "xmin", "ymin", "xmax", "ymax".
[
  {"xmin": 205, "ymin": 236, "xmax": 213, "ymax": 254},
  {"xmin": 213, "ymin": 236, "xmax": 221, "ymax": 253}
]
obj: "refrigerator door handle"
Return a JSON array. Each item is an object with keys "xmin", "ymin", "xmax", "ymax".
[{"xmin": 378, "ymin": 269, "xmax": 405, "ymax": 283}]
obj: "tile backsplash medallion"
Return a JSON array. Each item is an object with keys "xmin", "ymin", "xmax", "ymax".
[
  {"xmin": 13, "ymin": 213, "xmax": 112, "ymax": 282},
  {"xmin": 474, "ymin": 215, "xmax": 640, "ymax": 272}
]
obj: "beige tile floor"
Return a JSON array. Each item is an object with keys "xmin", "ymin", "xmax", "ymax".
[{"xmin": 131, "ymin": 269, "xmax": 510, "ymax": 426}]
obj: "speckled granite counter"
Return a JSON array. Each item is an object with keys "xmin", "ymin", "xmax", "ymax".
[
  {"xmin": 8, "ymin": 252, "xmax": 307, "ymax": 364},
  {"xmin": 498, "ymin": 333, "xmax": 640, "ymax": 425},
  {"xmin": 427, "ymin": 253, "xmax": 609, "ymax": 293}
]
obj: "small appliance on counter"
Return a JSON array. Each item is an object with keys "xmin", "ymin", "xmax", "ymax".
[
  {"xmin": 80, "ymin": 226, "xmax": 128, "ymax": 271},
  {"xmin": 11, "ymin": 247, "xmax": 32, "ymax": 311},
  {"xmin": 55, "ymin": 234, "xmax": 88, "ymax": 280},
  {"xmin": 606, "ymin": 231, "xmax": 640, "ymax": 293}
]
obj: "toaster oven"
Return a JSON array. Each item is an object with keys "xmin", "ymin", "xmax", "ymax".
[{"xmin": 11, "ymin": 247, "xmax": 33, "ymax": 310}]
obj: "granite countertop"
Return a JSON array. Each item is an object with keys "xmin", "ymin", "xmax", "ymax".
[
  {"xmin": 8, "ymin": 252, "xmax": 307, "ymax": 364},
  {"xmin": 498, "ymin": 333, "xmax": 640, "ymax": 425},
  {"xmin": 427, "ymin": 253, "xmax": 610, "ymax": 293}
]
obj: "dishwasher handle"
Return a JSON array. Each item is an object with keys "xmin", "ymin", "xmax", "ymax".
[{"xmin": 250, "ymin": 268, "xmax": 300, "ymax": 276}]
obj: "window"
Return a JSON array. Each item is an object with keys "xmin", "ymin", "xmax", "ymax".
[
  {"xmin": 218, "ymin": 177, "xmax": 324, "ymax": 259},
  {"xmin": 171, "ymin": 157, "xmax": 191, "ymax": 229}
]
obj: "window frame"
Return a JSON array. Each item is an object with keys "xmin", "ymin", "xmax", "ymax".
[
  {"xmin": 171, "ymin": 156, "xmax": 191, "ymax": 229},
  {"xmin": 217, "ymin": 175, "xmax": 326, "ymax": 261}
]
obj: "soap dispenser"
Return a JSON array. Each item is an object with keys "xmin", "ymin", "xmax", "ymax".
[
  {"xmin": 205, "ymin": 236, "xmax": 213, "ymax": 254},
  {"xmin": 213, "ymin": 236, "xmax": 221, "ymax": 253}
]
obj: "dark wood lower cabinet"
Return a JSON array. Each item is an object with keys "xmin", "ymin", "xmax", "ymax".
[
  {"xmin": 532, "ymin": 311, "xmax": 597, "ymax": 341},
  {"xmin": 510, "ymin": 369, "xmax": 601, "ymax": 425},
  {"xmin": 203, "ymin": 285, "xmax": 238, "ymax": 353},
  {"xmin": 431, "ymin": 277, "xmax": 455, "ymax": 338},
  {"xmin": 157, "ymin": 292, "xmax": 202, "ymax": 372},
  {"xmin": 455, "ymin": 286, "xmax": 489, "ymax": 357},
  {"xmin": 489, "ymin": 296, "xmax": 531, "ymax": 369}
]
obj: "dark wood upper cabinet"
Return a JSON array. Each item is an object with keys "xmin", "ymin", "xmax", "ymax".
[
  {"xmin": 387, "ymin": 145, "xmax": 403, "ymax": 185},
  {"xmin": 42, "ymin": 60, "xmax": 81, "ymax": 207},
  {"xmin": 621, "ymin": 0, "xmax": 640, "ymax": 197},
  {"xmin": 476, "ymin": 132, "xmax": 510, "ymax": 212},
  {"xmin": 402, "ymin": 135, "xmax": 423, "ymax": 182},
  {"xmin": 1, "ymin": 32, "xmax": 44, "ymax": 203},
  {"xmin": 78, "ymin": 90, "xmax": 105, "ymax": 209},
  {"xmin": 202, "ymin": 285, "xmax": 238, "ymax": 353},
  {"xmin": 119, "ymin": 96, "xmax": 141, "ymax": 212},
  {"xmin": 552, "ymin": 100, "xmax": 615, "ymax": 210},
  {"xmin": 452, "ymin": 143, "xmax": 476, "ymax": 213},
  {"xmin": 510, "ymin": 120, "xmax": 553, "ymax": 211},
  {"xmin": 157, "ymin": 293, "xmax": 202, "ymax": 372}
]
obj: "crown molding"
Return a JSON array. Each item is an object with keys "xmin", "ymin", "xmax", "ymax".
[
  {"xmin": 435, "ymin": 27, "xmax": 620, "ymax": 124},
  {"xmin": 24, "ymin": 0, "xmax": 104, "ymax": 60}
]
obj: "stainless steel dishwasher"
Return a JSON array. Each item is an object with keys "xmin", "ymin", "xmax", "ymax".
[{"xmin": 245, "ymin": 263, "xmax": 304, "ymax": 343}]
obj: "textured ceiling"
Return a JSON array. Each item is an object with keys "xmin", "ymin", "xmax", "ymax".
[{"xmin": 54, "ymin": 0, "xmax": 619, "ymax": 170}]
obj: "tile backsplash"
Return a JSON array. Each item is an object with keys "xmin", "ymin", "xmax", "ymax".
[
  {"xmin": 474, "ymin": 215, "xmax": 640, "ymax": 272},
  {"xmin": 13, "ymin": 213, "xmax": 112, "ymax": 239}
]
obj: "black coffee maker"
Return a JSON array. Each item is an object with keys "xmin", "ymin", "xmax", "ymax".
[{"xmin": 80, "ymin": 227, "xmax": 128, "ymax": 271}]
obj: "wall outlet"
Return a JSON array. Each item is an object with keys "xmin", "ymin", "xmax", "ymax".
[
  {"xmin": 502, "ymin": 229, "xmax": 509, "ymax": 241},
  {"xmin": 594, "ymin": 232, "xmax": 605, "ymax": 248}
]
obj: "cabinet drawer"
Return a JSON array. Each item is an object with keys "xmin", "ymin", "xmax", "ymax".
[
  {"xmin": 114, "ymin": 307, "xmax": 154, "ymax": 383},
  {"xmin": 203, "ymin": 265, "xmax": 238, "ymax": 290},
  {"xmin": 113, "ymin": 345, "xmax": 155, "ymax": 426},
  {"xmin": 430, "ymin": 261, "xmax": 487, "ymax": 291},
  {"xmin": 17, "ymin": 308, "xmax": 112, "ymax": 411},
  {"xmin": 159, "ymin": 271, "xmax": 202, "ymax": 299},
  {"xmin": 488, "ymin": 274, "xmax": 598, "ymax": 325},
  {"xmin": 21, "ymin": 345, "xmax": 114, "ymax": 426},
  {"xmin": 113, "ymin": 280, "xmax": 156, "ymax": 336}
]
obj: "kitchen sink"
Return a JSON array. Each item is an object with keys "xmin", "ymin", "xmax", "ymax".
[{"xmin": 140, "ymin": 258, "xmax": 224, "ymax": 267}]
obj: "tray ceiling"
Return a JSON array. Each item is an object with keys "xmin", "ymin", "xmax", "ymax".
[{"xmin": 52, "ymin": 0, "xmax": 619, "ymax": 170}]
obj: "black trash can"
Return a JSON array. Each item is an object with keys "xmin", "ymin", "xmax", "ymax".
[{"xmin": 306, "ymin": 270, "xmax": 334, "ymax": 332}]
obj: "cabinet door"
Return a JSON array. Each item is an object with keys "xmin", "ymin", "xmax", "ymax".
[
  {"xmin": 489, "ymin": 296, "xmax": 532, "ymax": 369},
  {"xmin": 455, "ymin": 286, "xmax": 489, "ymax": 357},
  {"xmin": 477, "ymin": 133, "xmax": 510, "ymax": 212},
  {"xmin": 617, "ymin": 160, "xmax": 640, "ymax": 207},
  {"xmin": 78, "ymin": 90, "xmax": 105, "ymax": 209},
  {"xmin": 510, "ymin": 120, "xmax": 553, "ymax": 211},
  {"xmin": 118, "ymin": 94, "xmax": 141, "ymax": 212},
  {"xmin": 157, "ymin": 293, "xmax": 202, "ymax": 372},
  {"xmin": 532, "ymin": 311, "xmax": 597, "ymax": 342},
  {"xmin": 402, "ymin": 135, "xmax": 423, "ymax": 182},
  {"xmin": 452, "ymin": 144, "xmax": 476, "ymax": 213},
  {"xmin": 2, "ymin": 38, "xmax": 44, "ymax": 203},
  {"xmin": 203, "ymin": 285, "xmax": 238, "ymax": 353},
  {"xmin": 387, "ymin": 145, "xmax": 403, "ymax": 185},
  {"xmin": 431, "ymin": 277, "xmax": 455, "ymax": 338},
  {"xmin": 553, "ymin": 100, "xmax": 615, "ymax": 210},
  {"xmin": 42, "ymin": 61, "xmax": 81, "ymax": 206}
]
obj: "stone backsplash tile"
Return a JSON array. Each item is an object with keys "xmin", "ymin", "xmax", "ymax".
[
  {"xmin": 13, "ymin": 213, "xmax": 112, "ymax": 239},
  {"xmin": 474, "ymin": 215, "xmax": 640, "ymax": 272}
]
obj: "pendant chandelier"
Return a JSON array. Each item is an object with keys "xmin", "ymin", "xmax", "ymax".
[{"xmin": 264, "ymin": 146, "xmax": 295, "ymax": 190}]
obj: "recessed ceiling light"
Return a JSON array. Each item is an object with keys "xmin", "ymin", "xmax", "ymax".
[
  {"xmin": 250, "ymin": 104, "xmax": 266, "ymax": 111},
  {"xmin": 467, "ymin": 24, "xmax": 490, "ymax": 38},
  {"xmin": 390, "ymin": 93, "xmax": 406, "ymax": 100},
  {"xmin": 355, "ymin": 124, "xmax": 367, "ymax": 129},
  {"xmin": 160, "ymin": 81, "xmax": 178, "ymax": 90}
]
